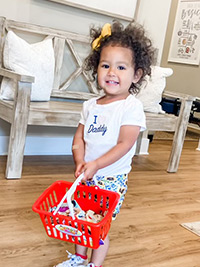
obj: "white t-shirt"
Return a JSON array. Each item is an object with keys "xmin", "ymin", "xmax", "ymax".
[{"xmin": 79, "ymin": 94, "xmax": 146, "ymax": 176}]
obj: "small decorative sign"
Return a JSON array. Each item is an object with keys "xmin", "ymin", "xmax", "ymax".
[{"xmin": 168, "ymin": 0, "xmax": 200, "ymax": 65}]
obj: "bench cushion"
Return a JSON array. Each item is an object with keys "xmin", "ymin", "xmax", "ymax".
[
  {"xmin": 0, "ymin": 31, "xmax": 55, "ymax": 101},
  {"xmin": 136, "ymin": 66, "xmax": 173, "ymax": 113}
]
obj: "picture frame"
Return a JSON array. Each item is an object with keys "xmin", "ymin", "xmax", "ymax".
[
  {"xmin": 168, "ymin": 0, "xmax": 200, "ymax": 65},
  {"xmin": 48, "ymin": 0, "xmax": 139, "ymax": 21}
]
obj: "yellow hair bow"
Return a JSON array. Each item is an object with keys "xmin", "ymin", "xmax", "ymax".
[{"xmin": 92, "ymin": 23, "xmax": 111, "ymax": 50}]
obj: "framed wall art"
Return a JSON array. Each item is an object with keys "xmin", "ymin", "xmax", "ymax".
[
  {"xmin": 48, "ymin": 0, "xmax": 138, "ymax": 21},
  {"xmin": 168, "ymin": 0, "xmax": 200, "ymax": 65}
]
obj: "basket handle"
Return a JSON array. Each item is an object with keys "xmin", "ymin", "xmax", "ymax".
[
  {"xmin": 53, "ymin": 173, "xmax": 98, "ymax": 220},
  {"xmin": 53, "ymin": 173, "xmax": 84, "ymax": 219}
]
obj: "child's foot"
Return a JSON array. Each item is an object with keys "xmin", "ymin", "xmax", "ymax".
[{"xmin": 53, "ymin": 250, "xmax": 88, "ymax": 267}]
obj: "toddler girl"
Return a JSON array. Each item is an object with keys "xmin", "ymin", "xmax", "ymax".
[{"xmin": 54, "ymin": 20, "xmax": 155, "ymax": 267}]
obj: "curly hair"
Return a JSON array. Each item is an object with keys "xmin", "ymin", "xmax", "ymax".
[{"xmin": 83, "ymin": 20, "xmax": 156, "ymax": 94}]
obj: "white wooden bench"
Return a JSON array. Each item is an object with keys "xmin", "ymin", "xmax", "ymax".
[{"xmin": 0, "ymin": 17, "xmax": 195, "ymax": 179}]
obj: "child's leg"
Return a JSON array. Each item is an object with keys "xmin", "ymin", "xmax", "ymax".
[
  {"xmin": 76, "ymin": 244, "xmax": 88, "ymax": 257},
  {"xmin": 90, "ymin": 235, "xmax": 109, "ymax": 266}
]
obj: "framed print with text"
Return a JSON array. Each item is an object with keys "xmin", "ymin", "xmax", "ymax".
[{"xmin": 168, "ymin": 0, "xmax": 200, "ymax": 65}]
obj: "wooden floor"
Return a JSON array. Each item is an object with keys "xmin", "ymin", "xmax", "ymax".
[{"xmin": 0, "ymin": 140, "xmax": 200, "ymax": 267}]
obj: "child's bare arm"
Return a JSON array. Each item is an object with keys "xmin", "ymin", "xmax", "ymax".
[
  {"xmin": 82, "ymin": 125, "xmax": 140, "ymax": 181},
  {"xmin": 72, "ymin": 123, "xmax": 86, "ymax": 177}
]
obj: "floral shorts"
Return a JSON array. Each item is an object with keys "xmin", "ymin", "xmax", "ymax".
[{"xmin": 86, "ymin": 174, "xmax": 128, "ymax": 220}]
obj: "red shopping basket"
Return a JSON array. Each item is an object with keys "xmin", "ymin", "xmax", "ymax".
[{"xmin": 32, "ymin": 180, "xmax": 120, "ymax": 249}]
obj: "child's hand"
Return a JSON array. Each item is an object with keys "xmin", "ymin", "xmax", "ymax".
[
  {"xmin": 75, "ymin": 161, "xmax": 86, "ymax": 178},
  {"xmin": 82, "ymin": 160, "xmax": 99, "ymax": 182}
]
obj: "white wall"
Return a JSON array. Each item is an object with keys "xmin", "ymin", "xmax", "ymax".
[
  {"xmin": 136, "ymin": 0, "xmax": 172, "ymax": 65},
  {"xmin": 0, "ymin": 0, "xmax": 172, "ymax": 155}
]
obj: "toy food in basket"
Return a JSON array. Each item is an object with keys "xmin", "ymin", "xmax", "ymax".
[
  {"xmin": 50, "ymin": 200, "xmax": 105, "ymax": 223},
  {"xmin": 32, "ymin": 178, "xmax": 120, "ymax": 249}
]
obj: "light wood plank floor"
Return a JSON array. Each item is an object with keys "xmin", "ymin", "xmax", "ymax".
[{"xmin": 0, "ymin": 140, "xmax": 200, "ymax": 267}]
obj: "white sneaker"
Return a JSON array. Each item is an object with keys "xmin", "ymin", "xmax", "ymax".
[
  {"xmin": 54, "ymin": 250, "xmax": 88, "ymax": 267},
  {"xmin": 87, "ymin": 264, "xmax": 95, "ymax": 267}
]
